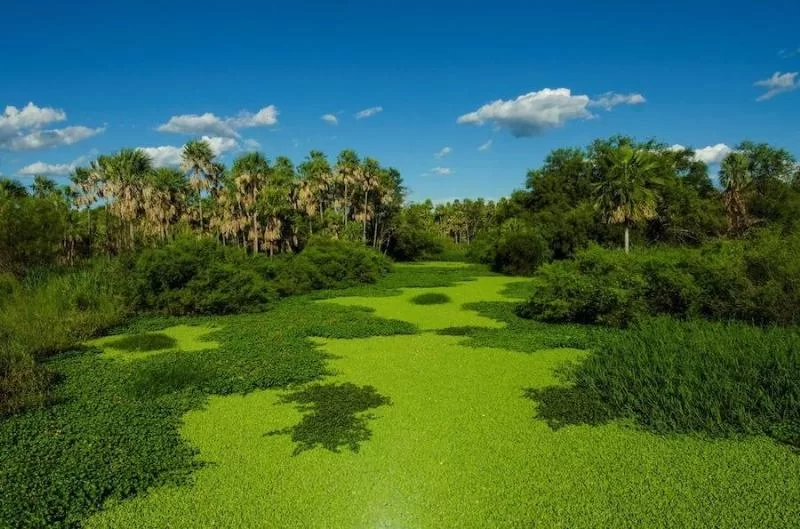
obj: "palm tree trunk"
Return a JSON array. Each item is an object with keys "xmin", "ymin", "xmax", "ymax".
[
  {"xmin": 373, "ymin": 218, "xmax": 379, "ymax": 248},
  {"xmin": 343, "ymin": 182, "xmax": 348, "ymax": 226},
  {"xmin": 362, "ymin": 190, "xmax": 369, "ymax": 243},
  {"xmin": 624, "ymin": 226, "xmax": 630, "ymax": 254}
]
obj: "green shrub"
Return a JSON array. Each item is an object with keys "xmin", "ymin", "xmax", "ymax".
[
  {"xmin": 0, "ymin": 262, "xmax": 127, "ymax": 415},
  {"xmin": 410, "ymin": 293, "xmax": 451, "ymax": 305},
  {"xmin": 127, "ymin": 238, "xmax": 275, "ymax": 315},
  {"xmin": 275, "ymin": 237, "xmax": 391, "ymax": 295},
  {"xmin": 473, "ymin": 220, "xmax": 553, "ymax": 276},
  {"xmin": 569, "ymin": 318, "xmax": 800, "ymax": 446},
  {"xmin": 516, "ymin": 252, "xmax": 644, "ymax": 327},
  {"xmin": 519, "ymin": 230, "xmax": 800, "ymax": 327}
]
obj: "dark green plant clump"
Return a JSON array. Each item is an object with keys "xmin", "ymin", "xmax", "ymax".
[
  {"xmin": 555, "ymin": 318, "xmax": 800, "ymax": 447},
  {"xmin": 410, "ymin": 292, "xmax": 451, "ymax": 305},
  {"xmin": 517, "ymin": 229, "xmax": 800, "ymax": 327}
]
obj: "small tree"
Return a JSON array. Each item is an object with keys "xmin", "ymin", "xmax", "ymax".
[{"xmin": 593, "ymin": 145, "xmax": 659, "ymax": 253}]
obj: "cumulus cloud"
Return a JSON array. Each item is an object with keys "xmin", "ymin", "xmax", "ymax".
[
  {"xmin": 1, "ymin": 103, "xmax": 65, "ymax": 132},
  {"xmin": 139, "ymin": 136, "xmax": 240, "ymax": 168},
  {"xmin": 478, "ymin": 139, "xmax": 493, "ymax": 151},
  {"xmin": 430, "ymin": 166, "xmax": 453, "ymax": 176},
  {"xmin": 0, "ymin": 102, "xmax": 102, "ymax": 151},
  {"xmin": 434, "ymin": 146, "xmax": 452, "ymax": 158},
  {"xmin": 4, "ymin": 126, "xmax": 104, "ymax": 151},
  {"xmin": 355, "ymin": 106, "xmax": 383, "ymax": 119},
  {"xmin": 457, "ymin": 88, "xmax": 646, "ymax": 137},
  {"xmin": 670, "ymin": 143, "xmax": 733, "ymax": 165},
  {"xmin": 755, "ymin": 72, "xmax": 798, "ymax": 101},
  {"xmin": 589, "ymin": 92, "xmax": 646, "ymax": 110},
  {"xmin": 157, "ymin": 106, "xmax": 279, "ymax": 138},
  {"xmin": 18, "ymin": 161, "xmax": 76, "ymax": 176},
  {"xmin": 321, "ymin": 113, "xmax": 338, "ymax": 125}
]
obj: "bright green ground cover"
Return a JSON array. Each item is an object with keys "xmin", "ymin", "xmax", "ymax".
[
  {"xmin": 86, "ymin": 271, "xmax": 800, "ymax": 529},
  {"xmin": 87, "ymin": 325, "xmax": 220, "ymax": 360}
]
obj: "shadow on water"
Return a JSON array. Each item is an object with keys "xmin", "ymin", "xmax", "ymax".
[
  {"xmin": 524, "ymin": 385, "xmax": 612, "ymax": 430},
  {"xmin": 107, "ymin": 333, "xmax": 178, "ymax": 352},
  {"xmin": 266, "ymin": 382, "xmax": 391, "ymax": 455}
]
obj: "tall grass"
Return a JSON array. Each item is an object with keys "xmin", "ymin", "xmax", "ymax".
[
  {"xmin": 0, "ymin": 262, "xmax": 127, "ymax": 415},
  {"xmin": 573, "ymin": 318, "xmax": 800, "ymax": 446}
]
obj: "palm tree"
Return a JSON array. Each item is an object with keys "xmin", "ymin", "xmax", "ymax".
[
  {"xmin": 31, "ymin": 175, "xmax": 58, "ymax": 198},
  {"xmin": 593, "ymin": 145, "xmax": 660, "ymax": 253},
  {"xmin": 335, "ymin": 150, "xmax": 360, "ymax": 226},
  {"xmin": 359, "ymin": 157, "xmax": 380, "ymax": 243},
  {"xmin": 70, "ymin": 167, "xmax": 99, "ymax": 248},
  {"xmin": 181, "ymin": 139, "xmax": 216, "ymax": 233},
  {"xmin": 0, "ymin": 178, "xmax": 29, "ymax": 198},
  {"xmin": 99, "ymin": 149, "xmax": 152, "ymax": 250},
  {"xmin": 231, "ymin": 152, "xmax": 270, "ymax": 254},
  {"xmin": 719, "ymin": 152, "xmax": 752, "ymax": 235}
]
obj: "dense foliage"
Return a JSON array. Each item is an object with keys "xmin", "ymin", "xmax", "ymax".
[
  {"xmin": 565, "ymin": 318, "xmax": 800, "ymax": 447},
  {"xmin": 0, "ymin": 238, "xmax": 390, "ymax": 415},
  {"xmin": 517, "ymin": 229, "xmax": 800, "ymax": 327}
]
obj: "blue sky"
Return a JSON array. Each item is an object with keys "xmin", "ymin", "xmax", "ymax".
[{"xmin": 1, "ymin": 0, "xmax": 798, "ymax": 202}]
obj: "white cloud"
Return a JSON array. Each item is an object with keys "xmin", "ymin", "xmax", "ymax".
[
  {"xmin": 0, "ymin": 102, "xmax": 102, "ymax": 151},
  {"xmin": 458, "ymin": 88, "xmax": 646, "ymax": 137},
  {"xmin": 139, "ymin": 145, "xmax": 183, "ymax": 168},
  {"xmin": 139, "ymin": 136, "xmax": 240, "ymax": 168},
  {"xmin": 0, "ymin": 103, "xmax": 65, "ymax": 133},
  {"xmin": 430, "ymin": 166, "xmax": 453, "ymax": 176},
  {"xmin": 355, "ymin": 106, "xmax": 383, "ymax": 119},
  {"xmin": 243, "ymin": 138, "xmax": 261, "ymax": 149},
  {"xmin": 670, "ymin": 143, "xmax": 733, "ymax": 165},
  {"xmin": 321, "ymin": 113, "xmax": 338, "ymax": 125},
  {"xmin": 779, "ymin": 48, "xmax": 800, "ymax": 58},
  {"xmin": 157, "ymin": 106, "xmax": 279, "ymax": 138},
  {"xmin": 589, "ymin": 92, "xmax": 646, "ymax": 110},
  {"xmin": 227, "ymin": 106, "xmax": 279, "ymax": 128},
  {"xmin": 434, "ymin": 146, "xmax": 452, "ymax": 158},
  {"xmin": 457, "ymin": 88, "xmax": 591, "ymax": 137},
  {"xmin": 478, "ymin": 139, "xmax": 493, "ymax": 151},
  {"xmin": 3, "ymin": 126, "xmax": 104, "ymax": 151},
  {"xmin": 18, "ymin": 161, "xmax": 76, "ymax": 176},
  {"xmin": 755, "ymin": 72, "xmax": 799, "ymax": 101}
]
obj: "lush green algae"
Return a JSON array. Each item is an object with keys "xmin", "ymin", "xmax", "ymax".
[
  {"xmin": 86, "ymin": 276, "xmax": 800, "ymax": 529},
  {"xmin": 87, "ymin": 324, "xmax": 220, "ymax": 360}
]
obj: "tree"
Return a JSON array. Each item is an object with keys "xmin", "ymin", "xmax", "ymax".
[
  {"xmin": 231, "ymin": 152, "xmax": 270, "ymax": 254},
  {"xmin": 334, "ymin": 150, "xmax": 360, "ymax": 226},
  {"xmin": 31, "ymin": 176, "xmax": 59, "ymax": 199},
  {"xmin": 719, "ymin": 152, "xmax": 752, "ymax": 235},
  {"xmin": 181, "ymin": 139, "xmax": 216, "ymax": 233},
  {"xmin": 593, "ymin": 145, "xmax": 660, "ymax": 253}
]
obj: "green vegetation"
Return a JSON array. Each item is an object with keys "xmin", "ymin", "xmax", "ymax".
[
  {"xmin": 518, "ymin": 229, "xmax": 800, "ymax": 327},
  {"xmin": 2, "ymin": 133, "xmax": 800, "ymax": 527},
  {"xmin": 82, "ymin": 274, "xmax": 800, "ymax": 529},
  {"xmin": 410, "ymin": 292, "xmax": 451, "ymax": 305}
]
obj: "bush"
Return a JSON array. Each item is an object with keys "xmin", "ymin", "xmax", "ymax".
[
  {"xmin": 516, "ymin": 248, "xmax": 644, "ymax": 327},
  {"xmin": 472, "ymin": 220, "xmax": 553, "ymax": 276},
  {"xmin": 127, "ymin": 238, "xmax": 276, "ymax": 315},
  {"xmin": 275, "ymin": 237, "xmax": 391, "ymax": 295},
  {"xmin": 569, "ymin": 318, "xmax": 800, "ymax": 447},
  {"xmin": 0, "ymin": 262, "xmax": 127, "ymax": 415},
  {"xmin": 518, "ymin": 229, "xmax": 800, "ymax": 327},
  {"xmin": 128, "ymin": 237, "xmax": 391, "ymax": 313}
]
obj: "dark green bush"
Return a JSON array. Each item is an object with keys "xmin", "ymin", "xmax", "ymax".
[
  {"xmin": 410, "ymin": 293, "xmax": 451, "ymax": 305},
  {"xmin": 471, "ymin": 220, "xmax": 553, "ymax": 276},
  {"xmin": 126, "ymin": 238, "xmax": 276, "ymax": 315},
  {"xmin": 128, "ymin": 237, "xmax": 390, "ymax": 314},
  {"xmin": 275, "ymin": 237, "xmax": 391, "ymax": 295},
  {"xmin": 569, "ymin": 318, "xmax": 800, "ymax": 446},
  {"xmin": 519, "ymin": 230, "xmax": 800, "ymax": 327},
  {"xmin": 516, "ymin": 249, "xmax": 644, "ymax": 327}
]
